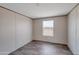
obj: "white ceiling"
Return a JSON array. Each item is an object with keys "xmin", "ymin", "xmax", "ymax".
[{"xmin": 0, "ymin": 3, "xmax": 77, "ymax": 18}]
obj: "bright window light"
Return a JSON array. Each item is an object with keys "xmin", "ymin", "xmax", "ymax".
[{"xmin": 42, "ymin": 20, "xmax": 54, "ymax": 37}]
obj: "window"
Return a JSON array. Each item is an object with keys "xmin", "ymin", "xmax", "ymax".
[{"xmin": 42, "ymin": 20, "xmax": 54, "ymax": 37}]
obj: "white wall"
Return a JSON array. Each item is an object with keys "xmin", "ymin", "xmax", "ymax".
[
  {"xmin": 0, "ymin": 7, "xmax": 32, "ymax": 55},
  {"xmin": 33, "ymin": 16, "xmax": 67, "ymax": 44},
  {"xmin": 68, "ymin": 5, "xmax": 79, "ymax": 54},
  {"xmin": 15, "ymin": 13, "xmax": 32, "ymax": 49},
  {"xmin": 77, "ymin": 5, "xmax": 79, "ymax": 55}
]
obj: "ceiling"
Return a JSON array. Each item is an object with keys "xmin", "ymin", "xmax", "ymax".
[{"xmin": 0, "ymin": 3, "xmax": 77, "ymax": 18}]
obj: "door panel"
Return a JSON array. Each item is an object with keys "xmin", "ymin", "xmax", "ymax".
[
  {"xmin": 0, "ymin": 7, "xmax": 15, "ymax": 53},
  {"xmin": 68, "ymin": 5, "xmax": 77, "ymax": 54},
  {"xmin": 15, "ymin": 14, "xmax": 32, "ymax": 49}
]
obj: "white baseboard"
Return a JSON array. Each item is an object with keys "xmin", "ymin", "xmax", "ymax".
[{"xmin": 33, "ymin": 39, "xmax": 67, "ymax": 45}]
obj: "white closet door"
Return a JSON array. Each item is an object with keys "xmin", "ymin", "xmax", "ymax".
[
  {"xmin": 15, "ymin": 14, "xmax": 32, "ymax": 49},
  {"xmin": 0, "ymin": 7, "xmax": 15, "ymax": 54},
  {"xmin": 76, "ymin": 5, "xmax": 79, "ymax": 54},
  {"xmin": 68, "ymin": 5, "xmax": 77, "ymax": 54}
]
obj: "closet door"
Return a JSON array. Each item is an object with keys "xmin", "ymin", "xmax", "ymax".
[
  {"xmin": 15, "ymin": 14, "xmax": 32, "ymax": 49},
  {"xmin": 0, "ymin": 7, "xmax": 15, "ymax": 54},
  {"xmin": 68, "ymin": 5, "xmax": 77, "ymax": 54},
  {"xmin": 76, "ymin": 5, "xmax": 79, "ymax": 54}
]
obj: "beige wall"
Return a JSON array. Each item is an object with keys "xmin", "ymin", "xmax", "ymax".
[
  {"xmin": 33, "ymin": 16, "xmax": 67, "ymax": 44},
  {"xmin": 0, "ymin": 7, "xmax": 32, "ymax": 54},
  {"xmin": 68, "ymin": 5, "xmax": 79, "ymax": 54}
]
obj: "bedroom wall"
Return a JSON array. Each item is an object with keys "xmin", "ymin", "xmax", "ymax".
[
  {"xmin": 0, "ymin": 7, "xmax": 32, "ymax": 55},
  {"xmin": 32, "ymin": 16, "xmax": 67, "ymax": 44}
]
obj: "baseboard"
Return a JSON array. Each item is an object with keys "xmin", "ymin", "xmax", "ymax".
[{"xmin": 33, "ymin": 40, "xmax": 67, "ymax": 46}]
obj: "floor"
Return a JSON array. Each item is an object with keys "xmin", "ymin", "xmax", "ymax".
[{"xmin": 9, "ymin": 40, "xmax": 72, "ymax": 55}]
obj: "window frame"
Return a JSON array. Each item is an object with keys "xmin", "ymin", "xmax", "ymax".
[{"xmin": 42, "ymin": 20, "xmax": 54, "ymax": 37}]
